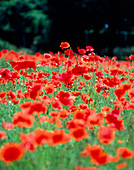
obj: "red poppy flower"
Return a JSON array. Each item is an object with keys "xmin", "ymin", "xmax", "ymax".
[
  {"xmin": 59, "ymin": 110, "xmax": 69, "ymax": 120},
  {"xmin": 105, "ymin": 113, "xmax": 125, "ymax": 131},
  {"xmin": 0, "ymin": 143, "xmax": 25, "ymax": 163},
  {"xmin": 86, "ymin": 46, "xmax": 94, "ymax": 52},
  {"xmin": 48, "ymin": 129, "xmax": 71, "ymax": 146},
  {"xmin": 56, "ymin": 90, "xmax": 75, "ymax": 106},
  {"xmin": 60, "ymin": 42, "xmax": 70, "ymax": 49},
  {"xmin": 12, "ymin": 98, "xmax": 19, "ymax": 105},
  {"xmin": 88, "ymin": 126, "xmax": 94, "ymax": 131},
  {"xmin": 13, "ymin": 112, "xmax": 35, "ymax": 128},
  {"xmin": 66, "ymin": 119, "xmax": 85, "ymax": 130},
  {"xmin": 20, "ymin": 102, "xmax": 32, "ymax": 109},
  {"xmin": 73, "ymin": 110, "xmax": 85, "ymax": 120},
  {"xmin": 44, "ymin": 53, "xmax": 52, "ymax": 59},
  {"xmin": 83, "ymin": 73, "xmax": 92, "ymax": 80},
  {"xmin": 81, "ymin": 93, "xmax": 88, "ymax": 104},
  {"xmin": 78, "ymin": 49, "xmax": 87, "ymax": 55},
  {"xmin": 0, "ymin": 131, "xmax": 7, "ymax": 139},
  {"xmin": 58, "ymin": 71, "xmax": 73, "ymax": 85},
  {"xmin": 44, "ymin": 84, "xmax": 55, "ymax": 94},
  {"xmin": 81, "ymin": 144, "xmax": 112, "ymax": 165},
  {"xmin": 116, "ymin": 147, "xmax": 134, "ymax": 159},
  {"xmin": 64, "ymin": 49, "xmax": 74, "ymax": 55},
  {"xmin": 79, "ymin": 104, "xmax": 88, "ymax": 110},
  {"xmin": 0, "ymin": 92, "xmax": 6, "ymax": 98},
  {"xmin": 111, "ymin": 155, "xmax": 120, "ymax": 162},
  {"xmin": 101, "ymin": 106, "xmax": 111, "ymax": 113},
  {"xmin": 109, "ymin": 68, "xmax": 124, "ymax": 76},
  {"xmin": 29, "ymin": 83, "xmax": 42, "ymax": 100},
  {"xmin": 72, "ymin": 66, "xmax": 87, "ymax": 76},
  {"xmin": 98, "ymin": 126, "xmax": 115, "ymax": 145},
  {"xmin": 0, "ymin": 51, "xmax": 2, "ymax": 59},
  {"xmin": 20, "ymin": 133, "xmax": 36, "ymax": 152},
  {"xmin": 70, "ymin": 127, "xmax": 88, "ymax": 141},
  {"xmin": 128, "ymin": 88, "xmax": 134, "ymax": 99},
  {"xmin": 27, "ymin": 102, "xmax": 47, "ymax": 116},
  {"xmin": 88, "ymin": 113, "xmax": 104, "ymax": 126},
  {"xmin": 129, "ymin": 54, "xmax": 134, "ymax": 60},
  {"xmin": 7, "ymin": 91, "xmax": 16, "ymax": 100},
  {"xmin": 114, "ymin": 88, "xmax": 126, "ymax": 100},
  {"xmin": 68, "ymin": 105, "xmax": 78, "ymax": 113},
  {"xmin": 51, "ymin": 97, "xmax": 63, "ymax": 110},
  {"xmin": 34, "ymin": 129, "xmax": 51, "ymax": 146},
  {"xmin": 0, "ymin": 68, "xmax": 11, "ymax": 80},
  {"xmin": 125, "ymin": 56, "xmax": 129, "ymax": 60},
  {"xmin": 116, "ymin": 162, "xmax": 127, "ymax": 169},
  {"xmin": 39, "ymin": 115, "xmax": 49, "ymax": 124},
  {"xmin": 2, "ymin": 122, "xmax": 14, "ymax": 130},
  {"xmin": 10, "ymin": 60, "xmax": 36, "ymax": 71},
  {"xmin": 52, "ymin": 79, "xmax": 62, "ymax": 88},
  {"xmin": 121, "ymin": 83, "xmax": 131, "ymax": 91},
  {"xmin": 102, "ymin": 76, "xmax": 120, "ymax": 87},
  {"xmin": 71, "ymin": 91, "xmax": 81, "ymax": 96}
]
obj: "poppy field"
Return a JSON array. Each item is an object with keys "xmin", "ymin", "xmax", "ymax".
[{"xmin": 0, "ymin": 42, "xmax": 134, "ymax": 170}]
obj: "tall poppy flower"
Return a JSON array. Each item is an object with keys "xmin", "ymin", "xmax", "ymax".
[
  {"xmin": 60, "ymin": 42, "xmax": 70, "ymax": 49},
  {"xmin": 0, "ymin": 143, "xmax": 25, "ymax": 163}
]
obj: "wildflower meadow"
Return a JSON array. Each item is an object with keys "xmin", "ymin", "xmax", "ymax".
[{"xmin": 0, "ymin": 42, "xmax": 134, "ymax": 170}]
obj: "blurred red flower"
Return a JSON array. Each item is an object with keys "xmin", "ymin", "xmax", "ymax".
[
  {"xmin": 0, "ymin": 143, "xmax": 25, "ymax": 163},
  {"xmin": 98, "ymin": 126, "xmax": 115, "ymax": 145},
  {"xmin": 70, "ymin": 127, "xmax": 88, "ymax": 141},
  {"xmin": 116, "ymin": 147, "xmax": 134, "ymax": 159}
]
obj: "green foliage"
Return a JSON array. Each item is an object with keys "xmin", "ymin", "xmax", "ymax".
[
  {"xmin": 0, "ymin": 0, "xmax": 51, "ymax": 51},
  {"xmin": 0, "ymin": 55, "xmax": 134, "ymax": 169},
  {"xmin": 0, "ymin": 39, "xmax": 33, "ymax": 54}
]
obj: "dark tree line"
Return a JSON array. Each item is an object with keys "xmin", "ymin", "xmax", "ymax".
[{"xmin": 0, "ymin": 0, "xmax": 134, "ymax": 56}]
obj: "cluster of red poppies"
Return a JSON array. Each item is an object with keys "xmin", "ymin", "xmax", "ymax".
[{"xmin": 0, "ymin": 42, "xmax": 133, "ymax": 169}]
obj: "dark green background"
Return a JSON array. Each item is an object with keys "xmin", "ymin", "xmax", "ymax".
[{"xmin": 0, "ymin": 0, "xmax": 134, "ymax": 59}]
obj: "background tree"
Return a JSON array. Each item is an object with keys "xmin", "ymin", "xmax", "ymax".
[
  {"xmin": 0, "ymin": 0, "xmax": 51, "ymax": 52},
  {"xmin": 0, "ymin": 0, "xmax": 134, "ymax": 58}
]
